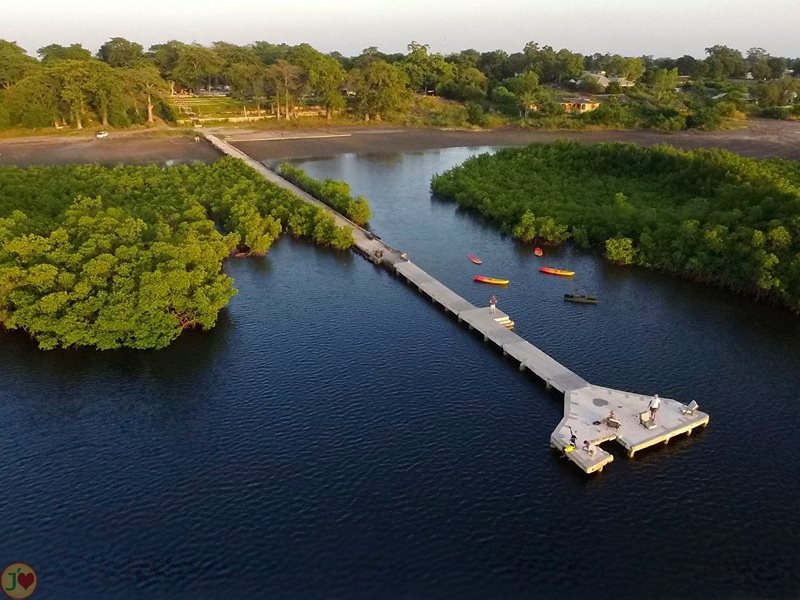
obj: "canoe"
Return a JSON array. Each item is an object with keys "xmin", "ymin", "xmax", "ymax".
[
  {"xmin": 474, "ymin": 275, "xmax": 509, "ymax": 285},
  {"xmin": 564, "ymin": 293, "xmax": 598, "ymax": 304},
  {"xmin": 539, "ymin": 266, "xmax": 575, "ymax": 277},
  {"xmin": 533, "ymin": 247, "xmax": 544, "ymax": 257},
  {"xmin": 467, "ymin": 254, "xmax": 482, "ymax": 265}
]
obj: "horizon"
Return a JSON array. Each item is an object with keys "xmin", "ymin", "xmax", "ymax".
[{"xmin": 7, "ymin": 0, "xmax": 800, "ymax": 59}]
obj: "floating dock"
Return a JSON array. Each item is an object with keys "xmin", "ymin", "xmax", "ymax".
[{"xmin": 205, "ymin": 133, "xmax": 710, "ymax": 474}]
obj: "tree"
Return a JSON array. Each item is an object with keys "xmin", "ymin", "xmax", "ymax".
[
  {"xmin": 289, "ymin": 44, "xmax": 346, "ymax": 119},
  {"xmin": 37, "ymin": 43, "xmax": 92, "ymax": 63},
  {"xmin": 401, "ymin": 41, "xmax": 454, "ymax": 93},
  {"xmin": 350, "ymin": 59, "xmax": 409, "ymax": 121},
  {"xmin": 767, "ymin": 56, "xmax": 788, "ymax": 80},
  {"xmin": 265, "ymin": 60, "xmax": 303, "ymax": 118},
  {"xmin": 652, "ymin": 68, "xmax": 679, "ymax": 100},
  {"xmin": 0, "ymin": 40, "xmax": 37, "ymax": 89},
  {"xmin": 87, "ymin": 61, "xmax": 123, "ymax": 126},
  {"xmin": 50, "ymin": 60, "xmax": 94, "ymax": 128},
  {"xmin": 704, "ymin": 45, "xmax": 745, "ymax": 80},
  {"xmin": 506, "ymin": 71, "xmax": 540, "ymax": 117},
  {"xmin": 605, "ymin": 237, "xmax": 637, "ymax": 264},
  {"xmin": 228, "ymin": 62, "xmax": 266, "ymax": 110},
  {"xmin": 97, "ymin": 37, "xmax": 145, "ymax": 67},
  {"xmin": 171, "ymin": 44, "xmax": 223, "ymax": 93},
  {"xmin": 125, "ymin": 64, "xmax": 168, "ymax": 124}
]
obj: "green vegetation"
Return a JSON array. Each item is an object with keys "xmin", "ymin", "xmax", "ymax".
[
  {"xmin": 0, "ymin": 157, "xmax": 353, "ymax": 349},
  {"xmin": 431, "ymin": 142, "xmax": 800, "ymax": 312},
  {"xmin": 278, "ymin": 163, "xmax": 371, "ymax": 226},
  {"xmin": 1, "ymin": 38, "xmax": 798, "ymax": 132}
]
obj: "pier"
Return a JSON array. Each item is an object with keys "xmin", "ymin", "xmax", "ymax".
[{"xmin": 205, "ymin": 133, "xmax": 710, "ymax": 474}]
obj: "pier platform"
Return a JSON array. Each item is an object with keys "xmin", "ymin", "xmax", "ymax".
[
  {"xmin": 206, "ymin": 133, "xmax": 711, "ymax": 475},
  {"xmin": 550, "ymin": 386, "xmax": 710, "ymax": 473}
]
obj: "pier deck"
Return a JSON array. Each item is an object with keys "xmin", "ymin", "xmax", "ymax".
[{"xmin": 206, "ymin": 133, "xmax": 710, "ymax": 475}]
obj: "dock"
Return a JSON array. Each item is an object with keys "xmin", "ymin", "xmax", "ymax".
[{"xmin": 205, "ymin": 133, "xmax": 710, "ymax": 474}]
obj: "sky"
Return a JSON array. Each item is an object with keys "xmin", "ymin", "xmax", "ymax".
[{"xmin": 6, "ymin": 0, "xmax": 799, "ymax": 58}]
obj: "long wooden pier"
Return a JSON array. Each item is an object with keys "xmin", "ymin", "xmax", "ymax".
[{"xmin": 205, "ymin": 133, "xmax": 710, "ymax": 474}]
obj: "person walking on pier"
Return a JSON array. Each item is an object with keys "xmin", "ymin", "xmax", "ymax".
[
  {"xmin": 649, "ymin": 394, "xmax": 661, "ymax": 424},
  {"xmin": 489, "ymin": 295, "xmax": 498, "ymax": 314}
]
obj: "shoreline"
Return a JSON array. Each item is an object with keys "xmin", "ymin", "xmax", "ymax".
[{"xmin": 1, "ymin": 119, "xmax": 799, "ymax": 166}]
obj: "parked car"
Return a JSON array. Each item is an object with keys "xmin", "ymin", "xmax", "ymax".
[{"xmin": 96, "ymin": 131, "xmax": 109, "ymax": 139}]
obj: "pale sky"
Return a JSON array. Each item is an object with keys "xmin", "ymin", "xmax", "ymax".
[{"xmin": 6, "ymin": 0, "xmax": 799, "ymax": 58}]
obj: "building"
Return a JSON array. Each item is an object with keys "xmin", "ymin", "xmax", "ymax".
[
  {"xmin": 579, "ymin": 72, "xmax": 636, "ymax": 91},
  {"xmin": 559, "ymin": 97, "xmax": 600, "ymax": 114}
]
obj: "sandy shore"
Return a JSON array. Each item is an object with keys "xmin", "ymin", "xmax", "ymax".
[
  {"xmin": 1, "ymin": 120, "xmax": 799, "ymax": 166},
  {"xmin": 224, "ymin": 119, "xmax": 800, "ymax": 161},
  {"xmin": 0, "ymin": 131, "xmax": 219, "ymax": 167}
]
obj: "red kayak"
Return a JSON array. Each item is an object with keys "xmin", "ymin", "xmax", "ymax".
[
  {"xmin": 467, "ymin": 254, "xmax": 482, "ymax": 265},
  {"xmin": 474, "ymin": 275, "xmax": 509, "ymax": 285},
  {"xmin": 534, "ymin": 247, "xmax": 543, "ymax": 257},
  {"xmin": 539, "ymin": 266, "xmax": 575, "ymax": 277}
]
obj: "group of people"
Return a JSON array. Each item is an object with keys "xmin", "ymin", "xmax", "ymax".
[{"xmin": 565, "ymin": 393, "xmax": 662, "ymax": 457}]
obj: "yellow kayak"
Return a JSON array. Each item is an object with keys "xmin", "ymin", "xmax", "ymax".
[{"xmin": 474, "ymin": 275, "xmax": 509, "ymax": 285}]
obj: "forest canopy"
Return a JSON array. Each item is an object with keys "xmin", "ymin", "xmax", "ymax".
[
  {"xmin": 0, "ymin": 37, "xmax": 798, "ymax": 131},
  {"xmin": 430, "ymin": 141, "xmax": 800, "ymax": 312},
  {"xmin": 0, "ymin": 157, "xmax": 353, "ymax": 349}
]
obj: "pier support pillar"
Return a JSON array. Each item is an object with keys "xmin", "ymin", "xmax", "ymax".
[
  {"xmin": 519, "ymin": 363, "xmax": 525, "ymax": 371},
  {"xmin": 687, "ymin": 429, "xmax": 692, "ymax": 436},
  {"xmin": 483, "ymin": 335, "xmax": 488, "ymax": 342}
]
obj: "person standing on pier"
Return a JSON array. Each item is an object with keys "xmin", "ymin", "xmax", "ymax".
[
  {"xmin": 649, "ymin": 394, "xmax": 661, "ymax": 423},
  {"xmin": 489, "ymin": 295, "xmax": 498, "ymax": 314}
]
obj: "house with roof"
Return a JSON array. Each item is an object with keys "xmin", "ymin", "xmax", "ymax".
[
  {"xmin": 559, "ymin": 97, "xmax": 600, "ymax": 114},
  {"xmin": 578, "ymin": 72, "xmax": 635, "ymax": 91}
]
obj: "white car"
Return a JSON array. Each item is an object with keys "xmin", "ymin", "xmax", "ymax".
[{"xmin": 95, "ymin": 131, "xmax": 109, "ymax": 139}]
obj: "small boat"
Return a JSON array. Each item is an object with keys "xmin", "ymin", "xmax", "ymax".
[
  {"xmin": 539, "ymin": 267, "xmax": 575, "ymax": 277},
  {"xmin": 467, "ymin": 254, "xmax": 482, "ymax": 265},
  {"xmin": 564, "ymin": 293, "xmax": 598, "ymax": 304},
  {"xmin": 474, "ymin": 275, "xmax": 509, "ymax": 285},
  {"xmin": 533, "ymin": 247, "xmax": 543, "ymax": 257}
]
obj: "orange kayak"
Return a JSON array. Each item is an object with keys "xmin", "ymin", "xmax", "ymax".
[
  {"xmin": 534, "ymin": 247, "xmax": 543, "ymax": 257},
  {"xmin": 467, "ymin": 254, "xmax": 482, "ymax": 264},
  {"xmin": 474, "ymin": 275, "xmax": 509, "ymax": 285},
  {"xmin": 539, "ymin": 267, "xmax": 575, "ymax": 277}
]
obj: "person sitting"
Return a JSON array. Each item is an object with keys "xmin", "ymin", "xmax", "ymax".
[
  {"xmin": 582, "ymin": 440, "xmax": 596, "ymax": 456},
  {"xmin": 606, "ymin": 410, "xmax": 621, "ymax": 429}
]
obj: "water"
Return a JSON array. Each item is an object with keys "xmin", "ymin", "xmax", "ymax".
[{"xmin": 2, "ymin": 147, "xmax": 799, "ymax": 599}]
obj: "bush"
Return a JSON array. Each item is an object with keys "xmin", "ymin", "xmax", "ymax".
[{"xmin": 605, "ymin": 237, "xmax": 637, "ymax": 264}]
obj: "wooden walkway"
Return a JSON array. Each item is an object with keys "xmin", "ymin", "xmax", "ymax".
[{"xmin": 205, "ymin": 133, "xmax": 710, "ymax": 474}]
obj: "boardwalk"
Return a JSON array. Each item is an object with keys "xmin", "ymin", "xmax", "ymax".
[{"xmin": 205, "ymin": 133, "xmax": 710, "ymax": 474}]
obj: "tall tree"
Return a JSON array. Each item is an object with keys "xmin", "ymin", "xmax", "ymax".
[
  {"xmin": 289, "ymin": 44, "xmax": 346, "ymax": 119},
  {"xmin": 704, "ymin": 45, "xmax": 746, "ymax": 80},
  {"xmin": 171, "ymin": 44, "xmax": 223, "ymax": 93},
  {"xmin": 0, "ymin": 40, "xmax": 37, "ymax": 89},
  {"xmin": 266, "ymin": 60, "xmax": 303, "ymax": 118},
  {"xmin": 37, "ymin": 43, "xmax": 92, "ymax": 63},
  {"xmin": 125, "ymin": 64, "xmax": 168, "ymax": 124},
  {"xmin": 350, "ymin": 59, "xmax": 409, "ymax": 121},
  {"xmin": 97, "ymin": 37, "xmax": 145, "ymax": 68}
]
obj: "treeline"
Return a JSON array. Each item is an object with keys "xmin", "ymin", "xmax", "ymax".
[
  {"xmin": 430, "ymin": 142, "xmax": 800, "ymax": 312},
  {"xmin": 0, "ymin": 157, "xmax": 353, "ymax": 349},
  {"xmin": 1, "ymin": 37, "xmax": 798, "ymax": 130},
  {"xmin": 278, "ymin": 164, "xmax": 371, "ymax": 226}
]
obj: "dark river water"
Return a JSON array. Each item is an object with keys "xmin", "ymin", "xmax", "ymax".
[{"xmin": 2, "ymin": 147, "xmax": 799, "ymax": 599}]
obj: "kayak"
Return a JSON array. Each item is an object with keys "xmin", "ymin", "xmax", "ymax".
[
  {"xmin": 564, "ymin": 293, "xmax": 598, "ymax": 304},
  {"xmin": 533, "ymin": 247, "xmax": 544, "ymax": 257},
  {"xmin": 467, "ymin": 254, "xmax": 482, "ymax": 265},
  {"xmin": 539, "ymin": 267, "xmax": 575, "ymax": 277},
  {"xmin": 474, "ymin": 275, "xmax": 509, "ymax": 285}
]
